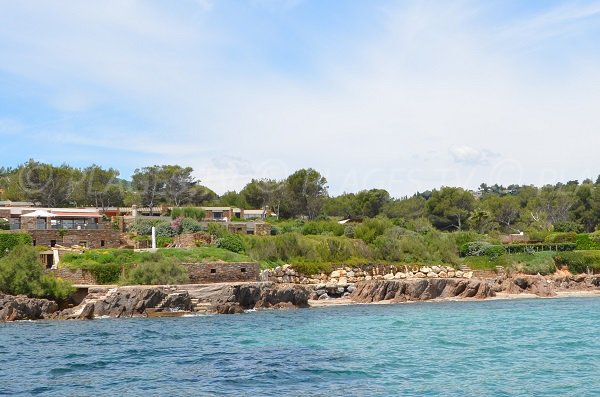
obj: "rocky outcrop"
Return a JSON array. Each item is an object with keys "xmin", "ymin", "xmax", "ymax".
[
  {"xmin": 350, "ymin": 278, "xmax": 495, "ymax": 303},
  {"xmin": 495, "ymin": 274, "xmax": 600, "ymax": 297},
  {"xmin": 210, "ymin": 283, "xmax": 310, "ymax": 314},
  {"xmin": 57, "ymin": 287, "xmax": 192, "ymax": 320},
  {"xmin": 0, "ymin": 294, "xmax": 59, "ymax": 321}
]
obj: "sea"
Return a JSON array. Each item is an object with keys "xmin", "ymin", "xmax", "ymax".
[{"xmin": 1, "ymin": 297, "xmax": 600, "ymax": 396}]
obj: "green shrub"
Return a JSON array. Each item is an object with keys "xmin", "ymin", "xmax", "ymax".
[
  {"xmin": 89, "ymin": 263, "xmax": 122, "ymax": 284},
  {"xmin": 460, "ymin": 241, "xmax": 492, "ymax": 257},
  {"xmin": 301, "ymin": 220, "xmax": 344, "ymax": 236},
  {"xmin": 156, "ymin": 237, "xmax": 173, "ymax": 248},
  {"xmin": 170, "ymin": 207, "xmax": 205, "ymax": 221},
  {"xmin": 217, "ymin": 234, "xmax": 246, "ymax": 254},
  {"xmin": 497, "ymin": 252, "xmax": 557, "ymax": 275},
  {"xmin": 453, "ymin": 231, "xmax": 487, "ymax": 248},
  {"xmin": 155, "ymin": 222, "xmax": 176, "ymax": 237},
  {"xmin": 207, "ymin": 222, "xmax": 229, "ymax": 238},
  {"xmin": 0, "ymin": 232, "xmax": 33, "ymax": 258},
  {"xmin": 553, "ymin": 221, "xmax": 583, "ymax": 233},
  {"xmin": 354, "ymin": 218, "xmax": 393, "ymax": 244},
  {"xmin": 181, "ymin": 218, "xmax": 203, "ymax": 234},
  {"xmin": 0, "ymin": 245, "xmax": 74, "ymax": 299},
  {"xmin": 545, "ymin": 232, "xmax": 577, "ymax": 243},
  {"xmin": 344, "ymin": 225, "xmax": 355, "ymax": 238},
  {"xmin": 553, "ymin": 251, "xmax": 600, "ymax": 274},
  {"xmin": 129, "ymin": 218, "xmax": 165, "ymax": 235},
  {"xmin": 122, "ymin": 261, "xmax": 189, "ymax": 285},
  {"xmin": 0, "ymin": 219, "xmax": 9, "ymax": 231},
  {"xmin": 576, "ymin": 234, "xmax": 600, "ymax": 250}
]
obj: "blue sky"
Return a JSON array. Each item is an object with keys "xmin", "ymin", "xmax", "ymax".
[{"xmin": 1, "ymin": 0, "xmax": 600, "ymax": 195}]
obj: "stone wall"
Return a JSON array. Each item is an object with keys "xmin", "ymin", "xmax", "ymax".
[
  {"xmin": 27, "ymin": 229, "xmax": 121, "ymax": 249},
  {"xmin": 262, "ymin": 264, "xmax": 474, "ymax": 285},
  {"xmin": 47, "ymin": 268, "xmax": 97, "ymax": 284},
  {"xmin": 184, "ymin": 262, "xmax": 260, "ymax": 284}
]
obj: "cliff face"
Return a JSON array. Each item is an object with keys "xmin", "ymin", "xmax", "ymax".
[
  {"xmin": 349, "ymin": 278, "xmax": 495, "ymax": 303},
  {"xmin": 0, "ymin": 294, "xmax": 59, "ymax": 321}
]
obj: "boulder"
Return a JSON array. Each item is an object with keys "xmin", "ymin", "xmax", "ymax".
[
  {"xmin": 414, "ymin": 272, "xmax": 426, "ymax": 278},
  {"xmin": 0, "ymin": 294, "xmax": 59, "ymax": 322}
]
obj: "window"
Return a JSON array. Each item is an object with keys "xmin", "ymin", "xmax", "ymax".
[
  {"xmin": 79, "ymin": 241, "xmax": 88, "ymax": 248},
  {"xmin": 210, "ymin": 268, "xmax": 216, "ymax": 274},
  {"xmin": 241, "ymin": 268, "xmax": 246, "ymax": 273},
  {"xmin": 50, "ymin": 240, "xmax": 56, "ymax": 247},
  {"xmin": 33, "ymin": 239, "xmax": 36, "ymax": 246},
  {"xmin": 100, "ymin": 240, "xmax": 105, "ymax": 247},
  {"xmin": 213, "ymin": 212, "xmax": 223, "ymax": 220}
]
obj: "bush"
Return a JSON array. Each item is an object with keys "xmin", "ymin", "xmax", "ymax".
[
  {"xmin": 553, "ymin": 221, "xmax": 583, "ymax": 233},
  {"xmin": 0, "ymin": 232, "xmax": 33, "ymax": 258},
  {"xmin": 155, "ymin": 221, "xmax": 176, "ymax": 237},
  {"xmin": 156, "ymin": 237, "xmax": 174, "ymax": 248},
  {"xmin": 129, "ymin": 218, "xmax": 165, "ymax": 235},
  {"xmin": 459, "ymin": 241, "xmax": 506, "ymax": 259},
  {"xmin": 545, "ymin": 232, "xmax": 577, "ymax": 243},
  {"xmin": 553, "ymin": 251, "xmax": 600, "ymax": 274},
  {"xmin": 0, "ymin": 219, "xmax": 9, "ymax": 230},
  {"xmin": 301, "ymin": 220, "xmax": 344, "ymax": 236},
  {"xmin": 170, "ymin": 207, "xmax": 205, "ymax": 221},
  {"xmin": 89, "ymin": 263, "xmax": 123, "ymax": 284},
  {"xmin": 0, "ymin": 245, "xmax": 74, "ymax": 299},
  {"xmin": 217, "ymin": 234, "xmax": 246, "ymax": 253},
  {"xmin": 354, "ymin": 218, "xmax": 393, "ymax": 244},
  {"xmin": 497, "ymin": 252, "xmax": 557, "ymax": 275},
  {"xmin": 344, "ymin": 225, "xmax": 355, "ymax": 238},
  {"xmin": 123, "ymin": 261, "xmax": 189, "ymax": 285},
  {"xmin": 576, "ymin": 234, "xmax": 600, "ymax": 250},
  {"xmin": 181, "ymin": 218, "xmax": 203, "ymax": 234},
  {"xmin": 207, "ymin": 222, "xmax": 229, "ymax": 239}
]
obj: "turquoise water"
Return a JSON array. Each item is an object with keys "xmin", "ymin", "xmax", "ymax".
[{"xmin": 2, "ymin": 297, "xmax": 600, "ymax": 396}]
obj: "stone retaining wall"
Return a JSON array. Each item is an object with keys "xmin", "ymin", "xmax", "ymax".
[
  {"xmin": 262, "ymin": 264, "xmax": 474, "ymax": 285},
  {"xmin": 184, "ymin": 262, "xmax": 260, "ymax": 284},
  {"xmin": 47, "ymin": 268, "xmax": 97, "ymax": 284}
]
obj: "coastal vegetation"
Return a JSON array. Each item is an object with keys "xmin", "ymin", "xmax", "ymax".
[
  {"xmin": 3, "ymin": 160, "xmax": 600, "ymax": 281},
  {"xmin": 0, "ymin": 245, "xmax": 74, "ymax": 299},
  {"xmin": 60, "ymin": 247, "xmax": 250, "ymax": 284}
]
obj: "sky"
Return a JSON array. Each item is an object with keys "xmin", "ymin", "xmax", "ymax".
[{"xmin": 1, "ymin": 0, "xmax": 600, "ymax": 196}]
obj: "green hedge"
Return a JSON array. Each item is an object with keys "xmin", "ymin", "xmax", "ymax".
[
  {"xmin": 576, "ymin": 234, "xmax": 600, "ymax": 250},
  {"xmin": 0, "ymin": 232, "xmax": 33, "ymax": 258},
  {"xmin": 553, "ymin": 251, "xmax": 600, "ymax": 274},
  {"xmin": 545, "ymin": 232, "xmax": 577, "ymax": 243},
  {"xmin": 460, "ymin": 241, "xmax": 506, "ymax": 258}
]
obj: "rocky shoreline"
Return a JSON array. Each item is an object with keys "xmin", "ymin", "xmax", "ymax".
[{"xmin": 2, "ymin": 274, "xmax": 600, "ymax": 322}]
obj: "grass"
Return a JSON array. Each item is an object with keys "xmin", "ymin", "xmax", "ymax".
[
  {"xmin": 61, "ymin": 247, "xmax": 250, "ymax": 269},
  {"xmin": 463, "ymin": 252, "xmax": 557, "ymax": 275}
]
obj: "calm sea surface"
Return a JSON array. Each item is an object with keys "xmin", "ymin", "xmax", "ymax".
[{"xmin": 2, "ymin": 297, "xmax": 600, "ymax": 396}]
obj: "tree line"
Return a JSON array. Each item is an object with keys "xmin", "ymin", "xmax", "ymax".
[{"xmin": 2, "ymin": 160, "xmax": 600, "ymax": 232}]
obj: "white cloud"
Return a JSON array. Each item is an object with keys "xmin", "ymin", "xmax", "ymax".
[
  {"xmin": 1, "ymin": 1, "xmax": 600, "ymax": 195},
  {"xmin": 449, "ymin": 146, "xmax": 497, "ymax": 166}
]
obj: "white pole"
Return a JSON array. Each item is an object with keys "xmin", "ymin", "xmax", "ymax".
[{"xmin": 151, "ymin": 226, "xmax": 156, "ymax": 250}]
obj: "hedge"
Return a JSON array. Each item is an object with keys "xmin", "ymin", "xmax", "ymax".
[
  {"xmin": 553, "ymin": 251, "xmax": 600, "ymax": 274},
  {"xmin": 0, "ymin": 232, "xmax": 33, "ymax": 258},
  {"xmin": 576, "ymin": 234, "xmax": 600, "ymax": 251}
]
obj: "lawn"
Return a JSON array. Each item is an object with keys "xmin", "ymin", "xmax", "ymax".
[{"xmin": 61, "ymin": 247, "xmax": 251, "ymax": 268}]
